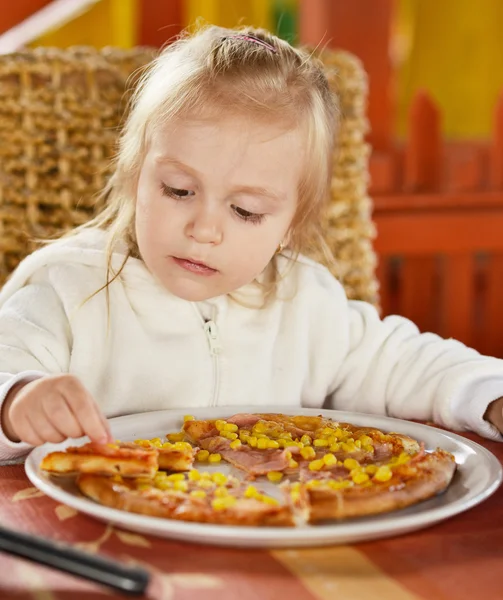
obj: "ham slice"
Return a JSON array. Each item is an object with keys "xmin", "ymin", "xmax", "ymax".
[{"xmin": 200, "ymin": 436, "xmax": 300, "ymax": 476}]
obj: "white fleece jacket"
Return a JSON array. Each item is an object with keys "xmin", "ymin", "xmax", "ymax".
[{"xmin": 0, "ymin": 229, "xmax": 501, "ymax": 460}]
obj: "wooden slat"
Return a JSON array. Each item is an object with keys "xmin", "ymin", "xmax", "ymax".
[
  {"xmin": 375, "ymin": 257, "xmax": 392, "ymax": 317},
  {"xmin": 324, "ymin": 0, "xmax": 395, "ymax": 152},
  {"xmin": 490, "ymin": 93, "xmax": 503, "ymax": 189},
  {"xmin": 441, "ymin": 254, "xmax": 475, "ymax": 346},
  {"xmin": 374, "ymin": 209, "xmax": 503, "ymax": 255},
  {"xmin": 481, "ymin": 254, "xmax": 503, "ymax": 357},
  {"xmin": 138, "ymin": 0, "xmax": 183, "ymax": 47},
  {"xmin": 374, "ymin": 190, "xmax": 503, "ymax": 212},
  {"xmin": 404, "ymin": 91, "xmax": 442, "ymax": 191},
  {"xmin": 397, "ymin": 91, "xmax": 441, "ymax": 334},
  {"xmin": 399, "ymin": 256, "xmax": 438, "ymax": 333},
  {"xmin": 298, "ymin": 0, "xmax": 332, "ymax": 47}
]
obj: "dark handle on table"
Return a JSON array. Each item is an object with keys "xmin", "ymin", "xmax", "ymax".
[{"xmin": 0, "ymin": 524, "xmax": 150, "ymax": 596}]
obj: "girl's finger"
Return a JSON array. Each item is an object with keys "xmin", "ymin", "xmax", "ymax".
[
  {"xmin": 66, "ymin": 391, "xmax": 111, "ymax": 443},
  {"xmin": 27, "ymin": 412, "xmax": 66, "ymax": 444},
  {"xmin": 41, "ymin": 396, "xmax": 84, "ymax": 440}
]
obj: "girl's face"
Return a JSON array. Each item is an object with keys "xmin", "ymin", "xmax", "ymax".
[{"xmin": 135, "ymin": 115, "xmax": 305, "ymax": 301}]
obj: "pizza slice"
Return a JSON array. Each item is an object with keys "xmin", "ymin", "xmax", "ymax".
[
  {"xmin": 40, "ymin": 442, "xmax": 159, "ymax": 478},
  {"xmin": 77, "ymin": 469, "xmax": 295, "ymax": 527},
  {"xmin": 40, "ymin": 439, "xmax": 197, "ymax": 478},
  {"xmin": 284, "ymin": 447, "xmax": 457, "ymax": 522},
  {"xmin": 130, "ymin": 439, "xmax": 197, "ymax": 471}
]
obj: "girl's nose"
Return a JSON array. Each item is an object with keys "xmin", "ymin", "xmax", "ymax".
[{"xmin": 185, "ymin": 206, "xmax": 223, "ymax": 245}]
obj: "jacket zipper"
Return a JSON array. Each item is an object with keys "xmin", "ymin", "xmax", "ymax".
[
  {"xmin": 192, "ymin": 305, "xmax": 222, "ymax": 406},
  {"xmin": 204, "ymin": 319, "xmax": 221, "ymax": 407}
]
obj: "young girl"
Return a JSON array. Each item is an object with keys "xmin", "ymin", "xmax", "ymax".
[{"xmin": 0, "ymin": 25, "xmax": 502, "ymax": 461}]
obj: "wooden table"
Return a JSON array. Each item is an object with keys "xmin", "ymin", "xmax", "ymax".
[{"xmin": 1, "ymin": 431, "xmax": 502, "ymax": 600}]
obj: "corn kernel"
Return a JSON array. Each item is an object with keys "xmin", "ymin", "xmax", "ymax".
[
  {"xmin": 362, "ymin": 444, "xmax": 374, "ymax": 454},
  {"xmin": 365, "ymin": 464, "xmax": 378, "ymax": 475},
  {"xmin": 188, "ymin": 470, "xmax": 201, "ymax": 481},
  {"xmin": 359, "ymin": 435, "xmax": 373, "ymax": 446},
  {"xmin": 154, "ymin": 481, "xmax": 171, "ymax": 491},
  {"xmin": 309, "ymin": 459, "xmax": 325, "ymax": 471},
  {"xmin": 214, "ymin": 486, "xmax": 229, "ymax": 497},
  {"xmin": 258, "ymin": 495, "xmax": 279, "ymax": 505},
  {"xmin": 183, "ymin": 415, "xmax": 195, "ymax": 422},
  {"xmin": 161, "ymin": 442, "xmax": 173, "ymax": 449},
  {"xmin": 300, "ymin": 446, "xmax": 316, "ymax": 460},
  {"xmin": 374, "ymin": 466, "xmax": 393, "ymax": 482},
  {"xmin": 173, "ymin": 481, "xmax": 188, "ymax": 492},
  {"xmin": 253, "ymin": 422, "xmax": 268, "ymax": 434},
  {"xmin": 212, "ymin": 496, "xmax": 237, "ymax": 510},
  {"xmin": 211, "ymin": 472, "xmax": 227, "ymax": 485},
  {"xmin": 167, "ymin": 432, "xmax": 185, "ymax": 443},
  {"xmin": 313, "ymin": 438, "xmax": 329, "ymax": 447},
  {"xmin": 323, "ymin": 453, "xmax": 337, "ymax": 466},
  {"xmin": 267, "ymin": 471, "xmax": 283, "ymax": 483},
  {"xmin": 197, "ymin": 479, "xmax": 214, "ymax": 489},
  {"xmin": 257, "ymin": 438, "xmax": 269, "ymax": 450},
  {"xmin": 248, "ymin": 436, "xmax": 258, "ymax": 448},
  {"xmin": 328, "ymin": 480, "xmax": 352, "ymax": 490},
  {"xmin": 290, "ymin": 482, "xmax": 301, "ymax": 502},
  {"xmin": 329, "ymin": 442, "xmax": 340, "ymax": 452},
  {"xmin": 300, "ymin": 435, "xmax": 312, "ymax": 446},
  {"xmin": 200, "ymin": 471, "xmax": 212, "ymax": 479},
  {"xmin": 321, "ymin": 427, "xmax": 334, "ymax": 437},
  {"xmin": 208, "ymin": 453, "xmax": 222, "ymax": 463},
  {"xmin": 354, "ymin": 439, "xmax": 362, "ymax": 449},
  {"xmin": 215, "ymin": 419, "xmax": 226, "ymax": 431},
  {"xmin": 223, "ymin": 423, "xmax": 238, "ymax": 433},
  {"xmin": 190, "ymin": 490, "xmax": 207, "ymax": 499},
  {"xmin": 221, "ymin": 431, "xmax": 238, "ymax": 440},
  {"xmin": 137, "ymin": 483, "xmax": 152, "ymax": 491},
  {"xmin": 167, "ymin": 473, "xmax": 185, "ymax": 481},
  {"xmin": 267, "ymin": 440, "xmax": 280, "ymax": 449},
  {"xmin": 229, "ymin": 439, "xmax": 242, "ymax": 450},
  {"xmin": 343, "ymin": 458, "xmax": 360, "ymax": 470},
  {"xmin": 352, "ymin": 472, "xmax": 370, "ymax": 484},
  {"xmin": 173, "ymin": 442, "xmax": 192, "ymax": 451},
  {"xmin": 196, "ymin": 450, "xmax": 210, "ymax": 462},
  {"xmin": 396, "ymin": 452, "xmax": 411, "ymax": 465},
  {"xmin": 244, "ymin": 485, "xmax": 260, "ymax": 499},
  {"xmin": 289, "ymin": 459, "xmax": 299, "ymax": 468}
]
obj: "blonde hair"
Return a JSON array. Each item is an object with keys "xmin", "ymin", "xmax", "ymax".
[{"xmin": 78, "ymin": 25, "xmax": 338, "ymax": 300}]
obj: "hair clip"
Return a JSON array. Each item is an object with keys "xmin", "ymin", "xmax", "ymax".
[{"xmin": 222, "ymin": 33, "xmax": 277, "ymax": 54}]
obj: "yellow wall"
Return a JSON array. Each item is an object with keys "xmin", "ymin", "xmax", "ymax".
[
  {"xmin": 184, "ymin": 0, "xmax": 272, "ymax": 32},
  {"xmin": 32, "ymin": 0, "xmax": 138, "ymax": 49},
  {"xmin": 395, "ymin": 0, "xmax": 503, "ymax": 139}
]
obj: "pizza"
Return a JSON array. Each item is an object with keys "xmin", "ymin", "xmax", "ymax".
[
  {"xmin": 40, "ymin": 440, "xmax": 196, "ymax": 477},
  {"xmin": 39, "ymin": 412, "xmax": 457, "ymax": 527},
  {"xmin": 77, "ymin": 470, "xmax": 295, "ymax": 527}
]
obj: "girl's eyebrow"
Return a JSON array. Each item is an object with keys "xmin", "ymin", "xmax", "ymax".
[{"xmin": 155, "ymin": 156, "xmax": 285, "ymax": 201}]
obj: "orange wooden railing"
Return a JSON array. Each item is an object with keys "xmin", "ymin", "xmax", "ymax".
[
  {"xmin": 300, "ymin": 0, "xmax": 503, "ymax": 357},
  {"xmin": 372, "ymin": 93, "xmax": 503, "ymax": 357}
]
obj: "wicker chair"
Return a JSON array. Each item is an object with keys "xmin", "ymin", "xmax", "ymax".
[{"xmin": 0, "ymin": 46, "xmax": 378, "ymax": 306}]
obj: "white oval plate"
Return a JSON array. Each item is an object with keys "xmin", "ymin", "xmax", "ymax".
[{"xmin": 25, "ymin": 406, "xmax": 502, "ymax": 548}]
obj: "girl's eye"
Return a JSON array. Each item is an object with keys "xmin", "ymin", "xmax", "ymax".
[
  {"xmin": 232, "ymin": 205, "xmax": 265, "ymax": 224},
  {"xmin": 161, "ymin": 183, "xmax": 194, "ymax": 199}
]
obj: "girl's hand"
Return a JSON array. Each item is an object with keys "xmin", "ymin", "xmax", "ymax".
[
  {"xmin": 484, "ymin": 396, "xmax": 503, "ymax": 434},
  {"xmin": 1, "ymin": 374, "xmax": 112, "ymax": 446}
]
